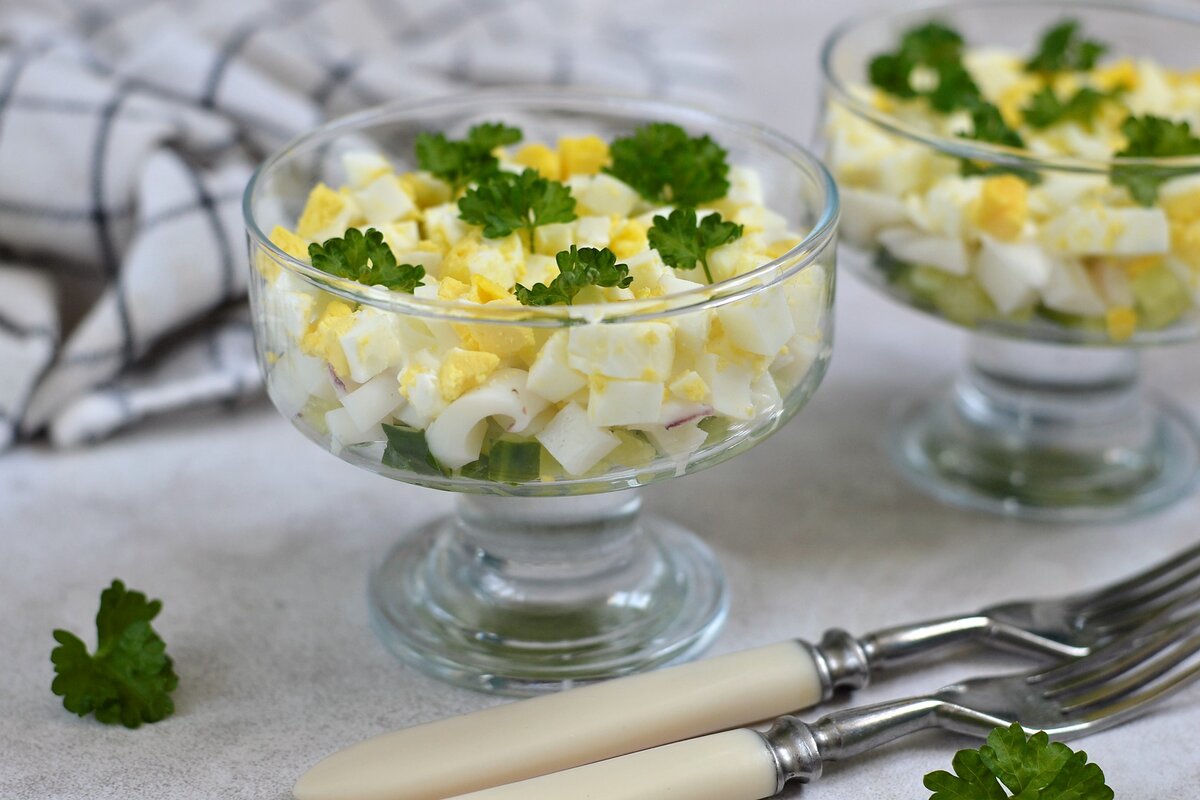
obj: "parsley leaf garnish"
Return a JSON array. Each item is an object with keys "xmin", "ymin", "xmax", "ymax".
[
  {"xmin": 514, "ymin": 245, "xmax": 632, "ymax": 306},
  {"xmin": 868, "ymin": 21, "xmax": 983, "ymax": 112},
  {"xmin": 605, "ymin": 122, "xmax": 731, "ymax": 206},
  {"xmin": 51, "ymin": 580, "xmax": 179, "ymax": 729},
  {"xmin": 415, "ymin": 121, "xmax": 522, "ymax": 193},
  {"xmin": 869, "ymin": 22, "xmax": 1037, "ymax": 181},
  {"xmin": 457, "ymin": 168, "xmax": 577, "ymax": 249},
  {"xmin": 898, "ymin": 21, "xmax": 966, "ymax": 65},
  {"xmin": 308, "ymin": 228, "xmax": 425, "ymax": 293},
  {"xmin": 1111, "ymin": 114, "xmax": 1200, "ymax": 206},
  {"xmin": 964, "ymin": 103, "xmax": 1026, "ymax": 150},
  {"xmin": 1022, "ymin": 86, "xmax": 1120, "ymax": 129},
  {"xmin": 648, "ymin": 207, "xmax": 744, "ymax": 284},
  {"xmin": 959, "ymin": 103, "xmax": 1041, "ymax": 184},
  {"xmin": 927, "ymin": 61, "xmax": 984, "ymax": 113},
  {"xmin": 869, "ymin": 53, "xmax": 920, "ymax": 99},
  {"xmin": 1026, "ymin": 20, "xmax": 1107, "ymax": 74},
  {"xmin": 924, "ymin": 723, "xmax": 1114, "ymax": 800}
]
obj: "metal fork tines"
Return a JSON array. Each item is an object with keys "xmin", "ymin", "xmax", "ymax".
[
  {"xmin": 775, "ymin": 610, "xmax": 1200, "ymax": 788},
  {"xmin": 832, "ymin": 540, "xmax": 1200, "ymax": 690}
]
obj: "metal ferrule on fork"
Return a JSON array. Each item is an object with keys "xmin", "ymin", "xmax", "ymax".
[{"xmin": 766, "ymin": 609, "xmax": 1200, "ymax": 795}]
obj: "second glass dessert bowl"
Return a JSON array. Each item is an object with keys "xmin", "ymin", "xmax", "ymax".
[
  {"xmin": 245, "ymin": 89, "xmax": 838, "ymax": 694},
  {"xmin": 821, "ymin": 0, "xmax": 1200, "ymax": 522}
]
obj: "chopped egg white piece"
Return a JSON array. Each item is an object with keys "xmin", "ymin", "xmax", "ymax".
[
  {"xmin": 536, "ymin": 402, "xmax": 621, "ymax": 476},
  {"xmin": 527, "ymin": 331, "xmax": 587, "ymax": 402},
  {"xmin": 567, "ymin": 322, "xmax": 674, "ymax": 381},
  {"xmin": 587, "ymin": 377, "xmax": 665, "ymax": 427}
]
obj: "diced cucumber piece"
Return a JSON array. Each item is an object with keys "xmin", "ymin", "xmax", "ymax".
[
  {"xmin": 299, "ymin": 395, "xmax": 341, "ymax": 436},
  {"xmin": 1132, "ymin": 264, "xmax": 1190, "ymax": 330},
  {"xmin": 382, "ymin": 423, "xmax": 447, "ymax": 476},
  {"xmin": 697, "ymin": 416, "xmax": 732, "ymax": 446},
  {"xmin": 895, "ymin": 265, "xmax": 998, "ymax": 327},
  {"xmin": 539, "ymin": 447, "xmax": 566, "ymax": 482},
  {"xmin": 1035, "ymin": 305, "xmax": 1106, "ymax": 333},
  {"xmin": 486, "ymin": 437, "xmax": 542, "ymax": 484},
  {"xmin": 605, "ymin": 430, "xmax": 657, "ymax": 467},
  {"xmin": 459, "ymin": 455, "xmax": 490, "ymax": 481},
  {"xmin": 875, "ymin": 247, "xmax": 914, "ymax": 283}
]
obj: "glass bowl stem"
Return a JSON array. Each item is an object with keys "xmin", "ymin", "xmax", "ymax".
[
  {"xmin": 369, "ymin": 489, "xmax": 729, "ymax": 694},
  {"xmin": 889, "ymin": 334, "xmax": 1200, "ymax": 521}
]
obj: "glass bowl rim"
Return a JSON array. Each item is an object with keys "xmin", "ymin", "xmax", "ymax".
[
  {"xmin": 243, "ymin": 86, "xmax": 839, "ymax": 328},
  {"xmin": 820, "ymin": 0, "xmax": 1200, "ymax": 174}
]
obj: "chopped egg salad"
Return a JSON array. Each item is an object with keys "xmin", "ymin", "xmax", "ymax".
[
  {"xmin": 251, "ymin": 134, "xmax": 831, "ymax": 487},
  {"xmin": 826, "ymin": 20, "xmax": 1200, "ymax": 341}
]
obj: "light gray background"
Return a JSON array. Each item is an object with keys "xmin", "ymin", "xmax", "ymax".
[{"xmin": 3, "ymin": 1, "xmax": 1199, "ymax": 797}]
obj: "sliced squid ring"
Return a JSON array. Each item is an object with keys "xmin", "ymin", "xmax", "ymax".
[{"xmin": 425, "ymin": 368, "xmax": 549, "ymax": 469}]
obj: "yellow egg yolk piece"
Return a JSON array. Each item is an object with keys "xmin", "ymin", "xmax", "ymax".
[
  {"xmin": 609, "ymin": 219, "xmax": 648, "ymax": 259},
  {"xmin": 438, "ymin": 347, "xmax": 501, "ymax": 401},
  {"xmin": 297, "ymin": 183, "xmax": 348, "ymax": 239},
  {"xmin": 1106, "ymin": 307, "xmax": 1137, "ymax": 342},
  {"xmin": 513, "ymin": 143, "xmax": 561, "ymax": 180},
  {"xmin": 558, "ymin": 136, "xmax": 610, "ymax": 177},
  {"xmin": 300, "ymin": 300, "xmax": 355, "ymax": 379},
  {"xmin": 976, "ymin": 175, "xmax": 1029, "ymax": 241}
]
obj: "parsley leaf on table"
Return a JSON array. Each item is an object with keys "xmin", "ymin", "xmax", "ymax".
[
  {"xmin": 308, "ymin": 228, "xmax": 425, "ymax": 293},
  {"xmin": 605, "ymin": 122, "xmax": 731, "ymax": 206},
  {"xmin": 415, "ymin": 121, "xmax": 522, "ymax": 193},
  {"xmin": 1111, "ymin": 114, "xmax": 1200, "ymax": 206},
  {"xmin": 924, "ymin": 723, "xmax": 1114, "ymax": 800},
  {"xmin": 1022, "ymin": 86, "xmax": 1120, "ymax": 130},
  {"xmin": 514, "ymin": 245, "xmax": 632, "ymax": 306},
  {"xmin": 1025, "ymin": 20, "xmax": 1107, "ymax": 74},
  {"xmin": 457, "ymin": 168, "xmax": 577, "ymax": 249},
  {"xmin": 648, "ymin": 207, "xmax": 744, "ymax": 284},
  {"xmin": 51, "ymin": 580, "xmax": 178, "ymax": 729}
]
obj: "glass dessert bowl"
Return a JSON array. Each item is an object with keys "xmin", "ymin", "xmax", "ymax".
[
  {"xmin": 244, "ymin": 89, "xmax": 838, "ymax": 694},
  {"xmin": 820, "ymin": 1, "xmax": 1200, "ymax": 521}
]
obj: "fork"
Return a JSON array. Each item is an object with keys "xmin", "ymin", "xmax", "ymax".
[
  {"xmin": 293, "ymin": 542, "xmax": 1200, "ymax": 800},
  {"xmin": 445, "ymin": 612, "xmax": 1200, "ymax": 800}
]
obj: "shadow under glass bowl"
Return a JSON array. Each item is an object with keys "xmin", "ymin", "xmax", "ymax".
[
  {"xmin": 819, "ymin": 1, "xmax": 1200, "ymax": 522},
  {"xmin": 244, "ymin": 88, "xmax": 839, "ymax": 694}
]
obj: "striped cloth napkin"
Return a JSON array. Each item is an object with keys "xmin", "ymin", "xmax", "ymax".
[{"xmin": 0, "ymin": 0, "xmax": 731, "ymax": 451}]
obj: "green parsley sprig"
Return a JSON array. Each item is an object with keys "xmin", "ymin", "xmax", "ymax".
[
  {"xmin": 958, "ymin": 104, "xmax": 1041, "ymax": 183},
  {"xmin": 925, "ymin": 723, "xmax": 1113, "ymax": 799},
  {"xmin": 1025, "ymin": 20, "xmax": 1107, "ymax": 75},
  {"xmin": 308, "ymin": 228, "xmax": 425, "ymax": 293},
  {"xmin": 457, "ymin": 168, "xmax": 577, "ymax": 250},
  {"xmin": 605, "ymin": 122, "xmax": 731, "ymax": 206},
  {"xmin": 514, "ymin": 245, "xmax": 632, "ymax": 306},
  {"xmin": 1111, "ymin": 114, "xmax": 1200, "ymax": 206},
  {"xmin": 868, "ymin": 21, "xmax": 1032, "ymax": 182},
  {"xmin": 51, "ymin": 580, "xmax": 178, "ymax": 729},
  {"xmin": 868, "ymin": 21, "xmax": 983, "ymax": 113},
  {"xmin": 415, "ymin": 122, "xmax": 522, "ymax": 193},
  {"xmin": 648, "ymin": 207, "xmax": 744, "ymax": 284},
  {"xmin": 1022, "ymin": 86, "xmax": 1121, "ymax": 130}
]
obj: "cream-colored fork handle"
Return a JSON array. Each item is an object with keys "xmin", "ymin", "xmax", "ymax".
[
  {"xmin": 293, "ymin": 641, "xmax": 821, "ymax": 800},
  {"xmin": 447, "ymin": 729, "xmax": 779, "ymax": 800}
]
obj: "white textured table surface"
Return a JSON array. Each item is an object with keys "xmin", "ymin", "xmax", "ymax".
[{"xmin": 4, "ymin": 2, "xmax": 1200, "ymax": 798}]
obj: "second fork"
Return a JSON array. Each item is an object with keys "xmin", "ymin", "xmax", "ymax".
[
  {"xmin": 447, "ymin": 611, "xmax": 1200, "ymax": 800},
  {"xmin": 293, "ymin": 541, "xmax": 1200, "ymax": 800}
]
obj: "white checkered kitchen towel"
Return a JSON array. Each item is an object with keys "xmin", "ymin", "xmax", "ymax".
[{"xmin": 0, "ymin": 0, "xmax": 732, "ymax": 450}]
